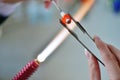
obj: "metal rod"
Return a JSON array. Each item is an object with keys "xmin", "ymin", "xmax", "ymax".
[{"xmin": 51, "ymin": 0, "xmax": 62, "ymax": 12}]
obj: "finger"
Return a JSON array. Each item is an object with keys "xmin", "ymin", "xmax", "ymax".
[
  {"xmin": 94, "ymin": 36, "xmax": 115, "ymax": 65},
  {"xmin": 107, "ymin": 44, "xmax": 120, "ymax": 62},
  {"xmin": 85, "ymin": 49, "xmax": 101, "ymax": 80},
  {"xmin": 94, "ymin": 36, "xmax": 120, "ymax": 80}
]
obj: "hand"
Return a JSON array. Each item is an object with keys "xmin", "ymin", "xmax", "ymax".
[
  {"xmin": 2, "ymin": 0, "xmax": 24, "ymax": 3},
  {"xmin": 85, "ymin": 36, "xmax": 120, "ymax": 80}
]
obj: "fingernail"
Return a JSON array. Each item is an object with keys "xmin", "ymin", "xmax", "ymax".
[
  {"xmin": 84, "ymin": 49, "xmax": 90, "ymax": 59},
  {"xmin": 94, "ymin": 36, "xmax": 102, "ymax": 42}
]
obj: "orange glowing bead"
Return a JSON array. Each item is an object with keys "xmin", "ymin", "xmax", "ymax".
[{"xmin": 61, "ymin": 14, "xmax": 72, "ymax": 24}]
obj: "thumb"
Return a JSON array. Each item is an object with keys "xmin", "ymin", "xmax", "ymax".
[{"xmin": 85, "ymin": 49, "xmax": 101, "ymax": 80}]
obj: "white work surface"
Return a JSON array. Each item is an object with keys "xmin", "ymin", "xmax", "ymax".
[{"xmin": 0, "ymin": 0, "xmax": 120, "ymax": 80}]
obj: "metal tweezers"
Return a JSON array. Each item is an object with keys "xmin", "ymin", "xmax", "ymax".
[
  {"xmin": 51, "ymin": 0, "xmax": 104, "ymax": 66},
  {"xmin": 60, "ymin": 15, "xmax": 105, "ymax": 66}
]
